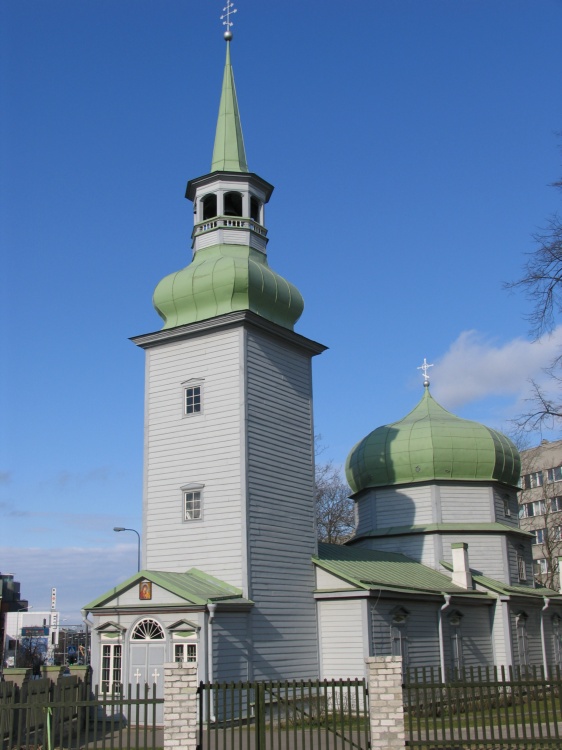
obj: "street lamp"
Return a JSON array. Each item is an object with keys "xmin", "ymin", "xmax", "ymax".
[{"xmin": 113, "ymin": 527, "xmax": 141, "ymax": 572}]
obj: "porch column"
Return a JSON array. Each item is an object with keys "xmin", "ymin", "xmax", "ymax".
[
  {"xmin": 163, "ymin": 662, "xmax": 198, "ymax": 750},
  {"xmin": 365, "ymin": 656, "xmax": 406, "ymax": 750}
]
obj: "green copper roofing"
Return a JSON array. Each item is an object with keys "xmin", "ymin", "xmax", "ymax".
[
  {"xmin": 315, "ymin": 543, "xmax": 484, "ymax": 595},
  {"xmin": 83, "ymin": 568, "xmax": 248, "ymax": 611},
  {"xmin": 153, "ymin": 244, "xmax": 304, "ymax": 330},
  {"xmin": 440, "ymin": 561, "xmax": 561, "ymax": 599},
  {"xmin": 345, "ymin": 387, "xmax": 520, "ymax": 493},
  {"xmin": 211, "ymin": 42, "xmax": 248, "ymax": 173}
]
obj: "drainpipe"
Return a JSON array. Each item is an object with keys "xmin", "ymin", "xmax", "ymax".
[
  {"xmin": 541, "ymin": 597, "xmax": 551, "ymax": 678},
  {"xmin": 207, "ymin": 604, "xmax": 217, "ymax": 683},
  {"xmin": 438, "ymin": 594, "xmax": 452, "ymax": 683},
  {"xmin": 207, "ymin": 603, "xmax": 217, "ymax": 723}
]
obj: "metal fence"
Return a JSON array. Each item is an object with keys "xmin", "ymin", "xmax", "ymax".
[
  {"xmin": 198, "ymin": 679, "xmax": 369, "ymax": 750},
  {"xmin": 404, "ymin": 665, "xmax": 562, "ymax": 749},
  {"xmin": 0, "ymin": 676, "xmax": 162, "ymax": 750}
]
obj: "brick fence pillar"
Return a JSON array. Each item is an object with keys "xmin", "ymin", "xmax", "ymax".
[
  {"xmin": 365, "ymin": 656, "xmax": 406, "ymax": 750},
  {"xmin": 163, "ymin": 662, "xmax": 198, "ymax": 750}
]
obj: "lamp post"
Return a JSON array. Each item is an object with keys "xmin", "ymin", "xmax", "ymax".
[{"xmin": 113, "ymin": 527, "xmax": 141, "ymax": 572}]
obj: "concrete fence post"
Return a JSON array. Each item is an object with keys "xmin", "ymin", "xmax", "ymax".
[
  {"xmin": 365, "ymin": 656, "xmax": 406, "ymax": 750},
  {"xmin": 163, "ymin": 662, "xmax": 198, "ymax": 750}
]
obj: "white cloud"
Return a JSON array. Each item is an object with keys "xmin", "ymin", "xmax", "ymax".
[
  {"xmin": 1, "ymin": 545, "xmax": 139, "ymax": 620},
  {"xmin": 432, "ymin": 326, "xmax": 562, "ymax": 412}
]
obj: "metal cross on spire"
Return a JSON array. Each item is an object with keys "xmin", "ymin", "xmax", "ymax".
[
  {"xmin": 417, "ymin": 358, "xmax": 434, "ymax": 387},
  {"xmin": 221, "ymin": 2, "xmax": 237, "ymax": 40}
]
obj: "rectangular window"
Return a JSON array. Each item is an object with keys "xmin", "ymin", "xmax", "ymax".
[
  {"xmin": 174, "ymin": 643, "xmax": 197, "ymax": 663},
  {"xmin": 184, "ymin": 491, "xmax": 202, "ymax": 521},
  {"xmin": 516, "ymin": 616, "xmax": 529, "ymax": 666},
  {"xmin": 521, "ymin": 500, "xmax": 546, "ymax": 518},
  {"xmin": 504, "ymin": 497, "xmax": 511, "ymax": 517},
  {"xmin": 535, "ymin": 528, "xmax": 546, "ymax": 545},
  {"xmin": 535, "ymin": 559, "xmax": 549, "ymax": 575},
  {"xmin": 548, "ymin": 467, "xmax": 562, "ymax": 483},
  {"xmin": 552, "ymin": 497, "xmax": 562, "ymax": 512},
  {"xmin": 101, "ymin": 644, "xmax": 122, "ymax": 693},
  {"xmin": 517, "ymin": 554, "xmax": 527, "ymax": 581},
  {"xmin": 185, "ymin": 386, "xmax": 202, "ymax": 415},
  {"xmin": 524, "ymin": 472, "xmax": 544, "ymax": 489}
]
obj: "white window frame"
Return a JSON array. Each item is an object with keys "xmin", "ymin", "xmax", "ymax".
[
  {"xmin": 547, "ymin": 467, "xmax": 562, "ymax": 483},
  {"xmin": 448, "ymin": 611, "xmax": 464, "ymax": 675},
  {"xmin": 503, "ymin": 495, "xmax": 512, "ymax": 517},
  {"xmin": 552, "ymin": 497, "xmax": 562, "ymax": 513},
  {"xmin": 524, "ymin": 472, "xmax": 544, "ymax": 490},
  {"xmin": 536, "ymin": 558, "xmax": 549, "ymax": 575},
  {"xmin": 101, "ymin": 642, "xmax": 122, "ymax": 694},
  {"xmin": 181, "ymin": 483, "xmax": 204, "ymax": 522},
  {"xmin": 182, "ymin": 379, "xmax": 204, "ymax": 418},
  {"xmin": 521, "ymin": 500, "xmax": 546, "ymax": 518},
  {"xmin": 535, "ymin": 528, "xmax": 546, "ymax": 545},
  {"xmin": 174, "ymin": 642, "xmax": 198, "ymax": 663}
]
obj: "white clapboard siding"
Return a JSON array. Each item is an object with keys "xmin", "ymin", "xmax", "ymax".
[
  {"xmin": 316, "ymin": 568, "xmax": 357, "ymax": 590},
  {"xmin": 318, "ymin": 599, "xmax": 366, "ymax": 679},
  {"xmin": 440, "ymin": 485, "xmax": 493, "ymax": 523},
  {"xmin": 245, "ymin": 328, "xmax": 319, "ymax": 680},
  {"xmin": 144, "ymin": 328, "xmax": 245, "ymax": 586},
  {"xmin": 361, "ymin": 535, "xmax": 436, "ymax": 568},
  {"xmin": 374, "ymin": 485, "xmax": 434, "ymax": 529},
  {"xmin": 109, "ymin": 585, "xmax": 189, "ymax": 607}
]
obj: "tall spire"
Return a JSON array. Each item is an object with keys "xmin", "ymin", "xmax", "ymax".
[{"xmin": 211, "ymin": 40, "xmax": 248, "ymax": 173}]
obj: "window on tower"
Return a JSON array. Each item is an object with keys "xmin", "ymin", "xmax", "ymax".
[
  {"xmin": 184, "ymin": 491, "xmax": 202, "ymax": 521},
  {"xmin": 185, "ymin": 385, "xmax": 202, "ymax": 415},
  {"xmin": 224, "ymin": 191, "xmax": 242, "ymax": 217},
  {"xmin": 202, "ymin": 194, "xmax": 217, "ymax": 221}
]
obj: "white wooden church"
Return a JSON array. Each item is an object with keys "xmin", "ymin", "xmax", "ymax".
[{"xmin": 83, "ymin": 31, "xmax": 562, "ymax": 700}]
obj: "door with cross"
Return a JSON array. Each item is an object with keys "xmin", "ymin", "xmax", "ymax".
[{"xmin": 129, "ymin": 641, "xmax": 165, "ymax": 724}]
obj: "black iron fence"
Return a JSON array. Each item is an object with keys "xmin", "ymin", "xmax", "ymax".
[
  {"xmin": 404, "ymin": 665, "xmax": 562, "ymax": 748},
  {"xmin": 0, "ymin": 675, "xmax": 162, "ymax": 750},
  {"xmin": 198, "ymin": 679, "xmax": 369, "ymax": 750}
]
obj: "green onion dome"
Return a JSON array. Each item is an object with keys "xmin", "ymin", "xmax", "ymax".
[
  {"xmin": 345, "ymin": 386, "xmax": 520, "ymax": 493},
  {"xmin": 153, "ymin": 244, "xmax": 304, "ymax": 331}
]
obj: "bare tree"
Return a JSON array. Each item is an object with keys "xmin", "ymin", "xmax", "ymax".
[
  {"xmin": 506, "ymin": 152, "xmax": 562, "ymax": 433},
  {"xmin": 315, "ymin": 459, "xmax": 354, "ymax": 544},
  {"xmin": 16, "ymin": 636, "xmax": 47, "ymax": 670}
]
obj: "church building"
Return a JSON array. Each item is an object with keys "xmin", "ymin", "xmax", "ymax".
[{"xmin": 83, "ymin": 31, "xmax": 562, "ymax": 702}]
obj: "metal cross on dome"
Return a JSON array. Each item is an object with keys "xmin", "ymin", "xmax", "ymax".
[
  {"xmin": 220, "ymin": 2, "xmax": 237, "ymax": 38},
  {"xmin": 417, "ymin": 358, "xmax": 434, "ymax": 386}
]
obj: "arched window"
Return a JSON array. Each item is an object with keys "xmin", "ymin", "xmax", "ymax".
[
  {"xmin": 515, "ymin": 612, "xmax": 529, "ymax": 666},
  {"xmin": 131, "ymin": 619, "xmax": 165, "ymax": 640},
  {"xmin": 250, "ymin": 196, "xmax": 261, "ymax": 223},
  {"xmin": 202, "ymin": 194, "xmax": 217, "ymax": 221},
  {"xmin": 224, "ymin": 191, "xmax": 243, "ymax": 217}
]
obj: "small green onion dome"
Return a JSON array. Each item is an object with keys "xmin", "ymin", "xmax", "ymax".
[
  {"xmin": 345, "ymin": 386, "xmax": 520, "ymax": 493},
  {"xmin": 153, "ymin": 244, "xmax": 304, "ymax": 330}
]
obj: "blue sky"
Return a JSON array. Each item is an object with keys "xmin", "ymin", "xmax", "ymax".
[{"xmin": 2, "ymin": 0, "xmax": 562, "ymax": 620}]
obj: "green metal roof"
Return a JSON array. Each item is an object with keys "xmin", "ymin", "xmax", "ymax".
[
  {"xmin": 349, "ymin": 523, "xmax": 534, "ymax": 543},
  {"xmin": 211, "ymin": 41, "xmax": 248, "ymax": 173},
  {"xmin": 440, "ymin": 561, "xmax": 561, "ymax": 599},
  {"xmin": 153, "ymin": 244, "xmax": 304, "ymax": 330},
  {"xmin": 345, "ymin": 386, "xmax": 520, "ymax": 493},
  {"xmin": 83, "ymin": 568, "xmax": 249, "ymax": 610},
  {"xmin": 315, "ymin": 543, "xmax": 484, "ymax": 595}
]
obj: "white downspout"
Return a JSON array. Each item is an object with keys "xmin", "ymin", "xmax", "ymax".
[
  {"xmin": 438, "ymin": 594, "xmax": 452, "ymax": 683},
  {"xmin": 207, "ymin": 604, "xmax": 217, "ymax": 722},
  {"xmin": 541, "ymin": 597, "xmax": 551, "ymax": 678}
]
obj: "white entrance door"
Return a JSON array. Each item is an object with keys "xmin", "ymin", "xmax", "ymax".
[{"xmin": 129, "ymin": 643, "xmax": 165, "ymax": 724}]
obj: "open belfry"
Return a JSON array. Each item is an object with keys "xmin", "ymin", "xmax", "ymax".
[{"xmin": 84, "ymin": 12, "xmax": 562, "ymax": 704}]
